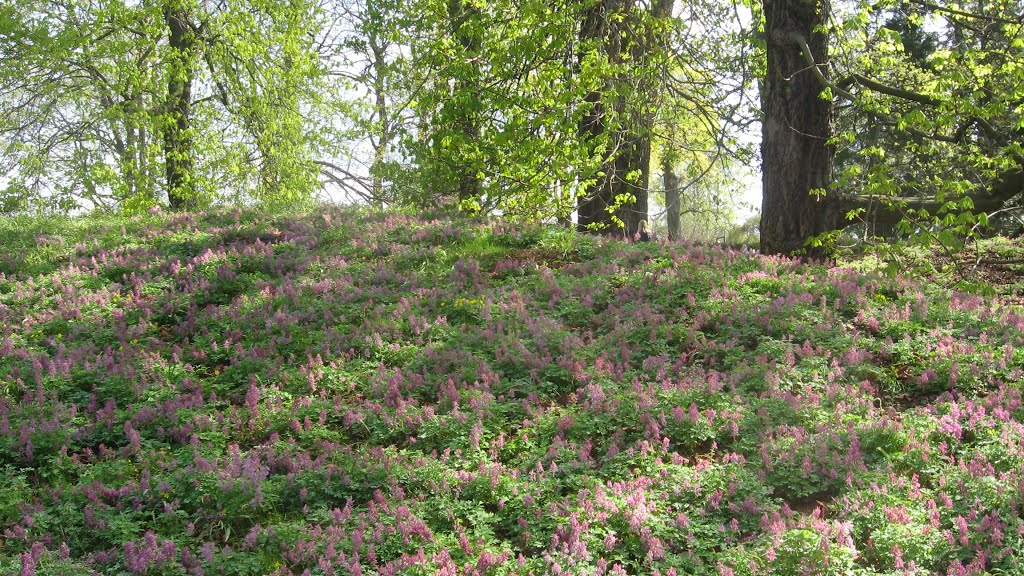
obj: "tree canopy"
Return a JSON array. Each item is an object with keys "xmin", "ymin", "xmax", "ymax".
[{"xmin": 2, "ymin": 0, "xmax": 1023, "ymax": 253}]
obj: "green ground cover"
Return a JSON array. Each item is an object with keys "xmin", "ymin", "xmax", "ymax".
[{"xmin": 2, "ymin": 206, "xmax": 1023, "ymax": 575}]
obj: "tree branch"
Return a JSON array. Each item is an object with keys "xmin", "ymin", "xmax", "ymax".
[
  {"xmin": 793, "ymin": 35, "xmax": 971, "ymax": 144},
  {"xmin": 841, "ymin": 166, "xmax": 1024, "ymax": 227},
  {"xmin": 836, "ymin": 73, "xmax": 942, "ymax": 107},
  {"xmin": 790, "ymin": 32, "xmax": 855, "ymax": 99},
  {"xmin": 908, "ymin": 0, "xmax": 1024, "ymax": 25}
]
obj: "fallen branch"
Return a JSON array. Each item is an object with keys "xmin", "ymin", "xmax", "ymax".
[{"xmin": 979, "ymin": 258, "xmax": 1024, "ymax": 266}]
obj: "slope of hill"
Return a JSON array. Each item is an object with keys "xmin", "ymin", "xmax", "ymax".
[{"xmin": 2, "ymin": 207, "xmax": 1023, "ymax": 575}]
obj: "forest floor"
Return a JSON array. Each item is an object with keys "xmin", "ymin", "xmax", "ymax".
[
  {"xmin": 838, "ymin": 235, "xmax": 1024, "ymax": 305},
  {"xmin": 1, "ymin": 206, "xmax": 1023, "ymax": 575}
]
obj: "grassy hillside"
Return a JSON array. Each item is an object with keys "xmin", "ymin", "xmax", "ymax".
[{"xmin": 2, "ymin": 206, "xmax": 1024, "ymax": 575}]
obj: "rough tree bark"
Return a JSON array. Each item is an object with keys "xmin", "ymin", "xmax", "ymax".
[
  {"xmin": 759, "ymin": 0, "xmax": 838, "ymax": 256},
  {"xmin": 614, "ymin": 127, "xmax": 651, "ymax": 237}
]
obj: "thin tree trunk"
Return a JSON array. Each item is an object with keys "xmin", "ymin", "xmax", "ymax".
[
  {"xmin": 663, "ymin": 154, "xmax": 680, "ymax": 241},
  {"xmin": 759, "ymin": 0, "xmax": 837, "ymax": 256},
  {"xmin": 370, "ymin": 38, "xmax": 390, "ymax": 205}
]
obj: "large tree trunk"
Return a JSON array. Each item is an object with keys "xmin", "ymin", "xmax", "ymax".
[
  {"xmin": 164, "ymin": 0, "xmax": 197, "ymax": 210},
  {"xmin": 577, "ymin": 0, "xmax": 666, "ymax": 236},
  {"xmin": 448, "ymin": 0, "xmax": 482, "ymax": 207},
  {"xmin": 759, "ymin": 0, "xmax": 837, "ymax": 256},
  {"xmin": 577, "ymin": 0, "xmax": 617, "ymax": 231},
  {"xmin": 616, "ymin": 130, "xmax": 650, "ymax": 237}
]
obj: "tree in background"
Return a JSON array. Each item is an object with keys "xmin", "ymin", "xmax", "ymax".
[
  {"xmin": 0, "ymin": 0, "xmax": 326, "ymax": 213},
  {"xmin": 408, "ymin": 0, "xmax": 590, "ymax": 219},
  {"xmin": 830, "ymin": 1, "xmax": 1024, "ymax": 243},
  {"xmin": 1, "ymin": 0, "xmax": 750, "ymax": 224},
  {"xmin": 576, "ymin": 0, "xmax": 678, "ymax": 236},
  {"xmin": 316, "ymin": 0, "xmax": 417, "ymax": 207},
  {"xmin": 1, "ymin": 0, "xmax": 164, "ymax": 212},
  {"xmin": 653, "ymin": 1, "xmax": 756, "ymax": 242},
  {"xmin": 445, "ymin": 0, "xmax": 484, "ymax": 207},
  {"xmin": 366, "ymin": 0, "xmax": 735, "ymax": 231},
  {"xmin": 655, "ymin": 150, "xmax": 745, "ymax": 243},
  {"xmin": 202, "ymin": 0, "xmax": 324, "ymax": 207}
]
